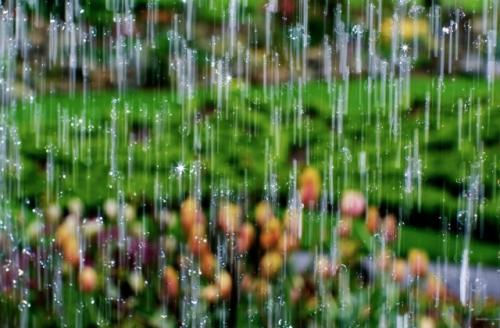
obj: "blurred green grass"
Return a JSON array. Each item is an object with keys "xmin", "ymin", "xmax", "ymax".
[{"xmin": 12, "ymin": 75, "xmax": 500, "ymax": 263}]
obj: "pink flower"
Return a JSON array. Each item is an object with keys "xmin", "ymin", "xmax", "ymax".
[{"xmin": 340, "ymin": 191, "xmax": 366, "ymax": 217}]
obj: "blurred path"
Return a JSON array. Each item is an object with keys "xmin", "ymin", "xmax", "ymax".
[{"xmin": 290, "ymin": 252, "xmax": 500, "ymax": 300}]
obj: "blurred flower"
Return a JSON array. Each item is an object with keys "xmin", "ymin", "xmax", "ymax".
[
  {"xmin": 45, "ymin": 204, "xmax": 62, "ymax": 224},
  {"xmin": 201, "ymin": 284, "xmax": 219, "ymax": 303},
  {"xmin": 62, "ymin": 237, "xmax": 80, "ymax": 266},
  {"xmin": 200, "ymin": 252, "xmax": 216, "ymax": 278},
  {"xmin": 315, "ymin": 255, "xmax": 337, "ymax": 279},
  {"xmin": 382, "ymin": 18, "xmax": 429, "ymax": 41},
  {"xmin": 181, "ymin": 197, "xmax": 205, "ymax": 234},
  {"xmin": 426, "ymin": 274, "xmax": 446, "ymax": 301},
  {"xmin": 163, "ymin": 266, "xmax": 179, "ymax": 298},
  {"xmin": 127, "ymin": 238, "xmax": 158, "ymax": 265},
  {"xmin": 82, "ymin": 219, "xmax": 103, "ymax": 238},
  {"xmin": 360, "ymin": 306, "xmax": 371, "ymax": 320},
  {"xmin": 237, "ymin": 223, "xmax": 255, "ymax": 253},
  {"xmin": 299, "ymin": 167, "xmax": 321, "ymax": 208},
  {"xmin": 365, "ymin": 207, "xmax": 380, "ymax": 235},
  {"xmin": 68, "ymin": 198, "xmax": 83, "ymax": 217},
  {"xmin": 217, "ymin": 271, "xmax": 232, "ymax": 299},
  {"xmin": 255, "ymin": 201, "xmax": 273, "ymax": 227},
  {"xmin": 289, "ymin": 276, "xmax": 304, "ymax": 304},
  {"xmin": 305, "ymin": 296, "xmax": 318, "ymax": 313},
  {"xmin": 189, "ymin": 221, "xmax": 206, "ymax": 240},
  {"xmin": 280, "ymin": 0, "xmax": 295, "ymax": 18},
  {"xmin": 56, "ymin": 215, "xmax": 81, "ymax": 266},
  {"xmin": 391, "ymin": 259, "xmax": 407, "ymax": 283},
  {"xmin": 125, "ymin": 204, "xmax": 137, "ymax": 222},
  {"xmin": 340, "ymin": 191, "xmax": 365, "ymax": 217},
  {"xmin": 159, "ymin": 209, "xmax": 176, "ymax": 228},
  {"xmin": 55, "ymin": 215, "xmax": 78, "ymax": 246},
  {"xmin": 259, "ymin": 251, "xmax": 282, "ymax": 278},
  {"xmin": 218, "ymin": 203, "xmax": 241, "ymax": 235},
  {"xmin": 79, "ymin": 266, "xmax": 98, "ymax": 292},
  {"xmin": 382, "ymin": 214, "xmax": 398, "ymax": 242},
  {"xmin": 376, "ymin": 250, "xmax": 393, "ymax": 271},
  {"xmin": 339, "ymin": 239, "xmax": 358, "ymax": 261},
  {"xmin": 104, "ymin": 199, "xmax": 118, "ymax": 220},
  {"xmin": 418, "ymin": 316, "xmax": 436, "ymax": 328},
  {"xmin": 260, "ymin": 218, "xmax": 281, "ymax": 250},
  {"xmin": 337, "ymin": 217, "xmax": 352, "ymax": 238},
  {"xmin": 188, "ymin": 222, "xmax": 207, "ymax": 255},
  {"xmin": 253, "ymin": 278, "xmax": 270, "ymax": 300},
  {"xmin": 408, "ymin": 249, "xmax": 429, "ymax": 278},
  {"xmin": 188, "ymin": 234, "xmax": 210, "ymax": 257},
  {"xmin": 278, "ymin": 233, "xmax": 298, "ymax": 254},
  {"xmin": 164, "ymin": 236, "xmax": 177, "ymax": 254},
  {"xmin": 240, "ymin": 274, "xmax": 253, "ymax": 293},
  {"xmin": 128, "ymin": 271, "xmax": 145, "ymax": 294}
]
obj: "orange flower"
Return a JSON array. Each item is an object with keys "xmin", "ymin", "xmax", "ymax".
[
  {"xmin": 259, "ymin": 251, "xmax": 283, "ymax": 278},
  {"xmin": 79, "ymin": 266, "xmax": 98, "ymax": 292},
  {"xmin": 189, "ymin": 221, "xmax": 206, "ymax": 240},
  {"xmin": 408, "ymin": 249, "xmax": 429, "ymax": 278},
  {"xmin": 426, "ymin": 275, "xmax": 446, "ymax": 300},
  {"xmin": 201, "ymin": 284, "xmax": 219, "ymax": 303},
  {"xmin": 188, "ymin": 235, "xmax": 210, "ymax": 256},
  {"xmin": 217, "ymin": 271, "xmax": 232, "ymax": 299},
  {"xmin": 382, "ymin": 214, "xmax": 398, "ymax": 242},
  {"xmin": 278, "ymin": 233, "xmax": 298, "ymax": 254},
  {"xmin": 187, "ymin": 220, "xmax": 209, "ymax": 256},
  {"xmin": 200, "ymin": 252, "xmax": 216, "ymax": 278},
  {"xmin": 163, "ymin": 266, "xmax": 179, "ymax": 298},
  {"xmin": 218, "ymin": 203, "xmax": 241, "ymax": 234},
  {"xmin": 55, "ymin": 215, "xmax": 78, "ymax": 247},
  {"xmin": 299, "ymin": 167, "xmax": 321, "ymax": 208},
  {"xmin": 237, "ymin": 223, "xmax": 255, "ymax": 253},
  {"xmin": 260, "ymin": 218, "xmax": 281, "ymax": 250},
  {"xmin": 62, "ymin": 236, "xmax": 80, "ymax": 266},
  {"xmin": 365, "ymin": 207, "xmax": 380, "ymax": 234},
  {"xmin": 181, "ymin": 197, "xmax": 204, "ymax": 234},
  {"xmin": 255, "ymin": 201, "xmax": 273, "ymax": 227},
  {"xmin": 391, "ymin": 259, "xmax": 407, "ymax": 283},
  {"xmin": 240, "ymin": 274, "xmax": 253, "ymax": 293}
]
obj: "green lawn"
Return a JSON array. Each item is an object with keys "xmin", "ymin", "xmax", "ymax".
[{"xmin": 16, "ymin": 77, "xmax": 500, "ymax": 213}]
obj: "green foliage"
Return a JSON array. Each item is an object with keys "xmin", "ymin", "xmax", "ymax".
[{"xmin": 11, "ymin": 76, "xmax": 500, "ymax": 245}]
